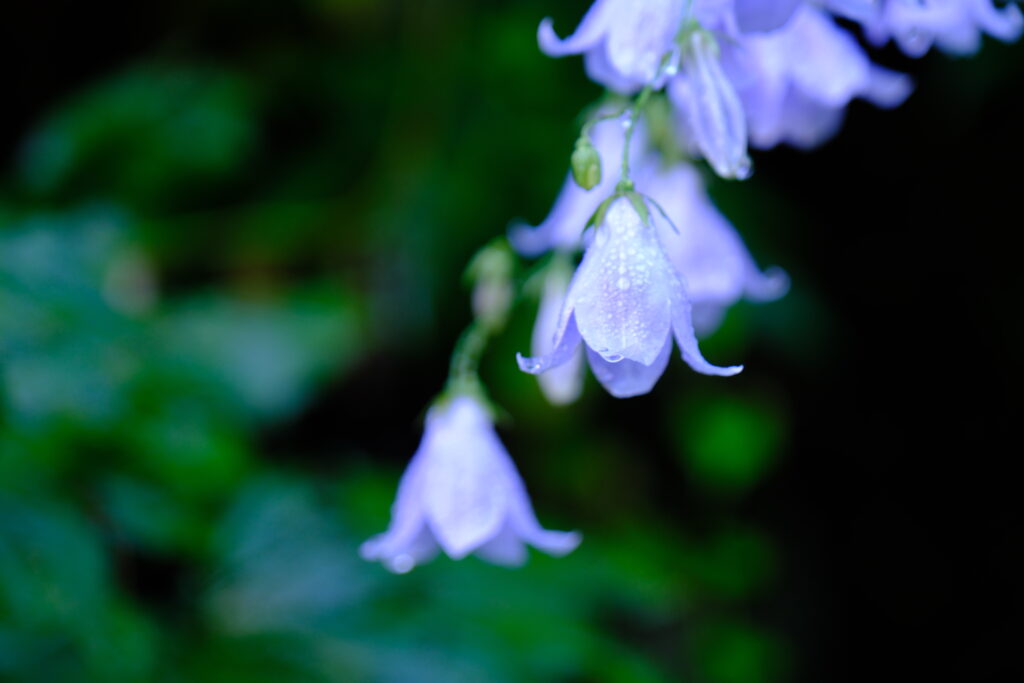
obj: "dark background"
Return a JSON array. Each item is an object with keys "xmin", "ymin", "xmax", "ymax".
[{"xmin": 1, "ymin": 2, "xmax": 1021, "ymax": 682}]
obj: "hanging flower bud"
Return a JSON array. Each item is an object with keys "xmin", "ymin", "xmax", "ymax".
[
  {"xmin": 466, "ymin": 239, "xmax": 515, "ymax": 333},
  {"xmin": 672, "ymin": 30, "xmax": 752, "ymax": 180},
  {"xmin": 570, "ymin": 135, "xmax": 603, "ymax": 190}
]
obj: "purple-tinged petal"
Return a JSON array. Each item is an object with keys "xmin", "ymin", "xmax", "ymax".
[
  {"xmin": 863, "ymin": 65, "xmax": 914, "ymax": 109},
  {"xmin": 517, "ymin": 313, "xmax": 583, "ymax": 375},
  {"xmin": 646, "ymin": 163, "xmax": 787, "ymax": 314},
  {"xmin": 510, "ymin": 117, "xmax": 629, "ymax": 256},
  {"xmin": 734, "ymin": 0, "xmax": 802, "ymax": 33},
  {"xmin": 538, "ymin": 0, "xmax": 618, "ymax": 57},
  {"xmin": 584, "ymin": 45, "xmax": 646, "ymax": 94},
  {"xmin": 474, "ymin": 522, "xmax": 528, "ymax": 567},
  {"xmin": 420, "ymin": 397, "xmax": 509, "ymax": 558},
  {"xmin": 775, "ymin": 89, "xmax": 846, "ymax": 149},
  {"xmin": 745, "ymin": 264, "xmax": 790, "ymax": 302},
  {"xmin": 732, "ymin": 6, "xmax": 912, "ymax": 149},
  {"xmin": 586, "ymin": 335, "xmax": 672, "ymax": 398},
  {"xmin": 787, "ymin": 10, "xmax": 872, "ymax": 107},
  {"xmin": 532, "ymin": 261, "xmax": 586, "ymax": 405},
  {"xmin": 570, "ymin": 198, "xmax": 675, "ymax": 366},
  {"xmin": 826, "ymin": 0, "xmax": 879, "ymax": 23},
  {"xmin": 606, "ymin": 0, "xmax": 685, "ymax": 85},
  {"xmin": 691, "ymin": 303, "xmax": 728, "ymax": 338},
  {"xmin": 670, "ymin": 279, "xmax": 743, "ymax": 376},
  {"xmin": 505, "ymin": 478, "xmax": 582, "ymax": 558},
  {"xmin": 863, "ymin": 0, "xmax": 1022, "ymax": 57},
  {"xmin": 508, "ymin": 174, "xmax": 591, "ymax": 257},
  {"xmin": 362, "ymin": 395, "xmax": 581, "ymax": 571},
  {"xmin": 675, "ymin": 31, "xmax": 751, "ymax": 180},
  {"xmin": 974, "ymin": 0, "xmax": 1024, "ymax": 42},
  {"xmin": 359, "ymin": 438, "xmax": 432, "ymax": 571}
]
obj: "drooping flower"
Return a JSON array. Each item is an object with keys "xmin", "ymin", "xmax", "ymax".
[
  {"xmin": 518, "ymin": 197, "xmax": 742, "ymax": 399},
  {"xmin": 360, "ymin": 395, "xmax": 581, "ymax": 572},
  {"xmin": 670, "ymin": 28, "xmax": 753, "ymax": 179},
  {"xmin": 512, "ymin": 115, "xmax": 784, "ymax": 338},
  {"xmin": 531, "ymin": 256, "xmax": 586, "ymax": 405},
  {"xmin": 637, "ymin": 162, "xmax": 788, "ymax": 335},
  {"xmin": 538, "ymin": 0, "xmax": 687, "ymax": 93},
  {"xmin": 510, "ymin": 115, "xmax": 637, "ymax": 257},
  {"xmin": 830, "ymin": 0, "xmax": 1023, "ymax": 57},
  {"xmin": 725, "ymin": 5, "xmax": 913, "ymax": 150}
]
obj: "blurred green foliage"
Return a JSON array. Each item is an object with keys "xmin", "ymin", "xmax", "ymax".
[{"xmin": 0, "ymin": 1, "xmax": 796, "ymax": 681}]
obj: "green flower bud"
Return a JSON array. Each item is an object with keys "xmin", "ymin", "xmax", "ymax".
[
  {"xmin": 465, "ymin": 238, "xmax": 514, "ymax": 332},
  {"xmin": 571, "ymin": 136, "xmax": 602, "ymax": 190}
]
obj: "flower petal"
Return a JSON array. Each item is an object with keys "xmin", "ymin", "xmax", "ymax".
[
  {"xmin": 532, "ymin": 262, "xmax": 586, "ymax": 404},
  {"xmin": 734, "ymin": 0, "xmax": 802, "ymax": 33},
  {"xmin": 517, "ymin": 313, "xmax": 582, "ymax": 375},
  {"xmin": 474, "ymin": 521, "xmax": 528, "ymax": 567},
  {"xmin": 863, "ymin": 65, "xmax": 914, "ymax": 109},
  {"xmin": 570, "ymin": 198, "xmax": 674, "ymax": 366},
  {"xmin": 509, "ymin": 117, "xmax": 628, "ymax": 256},
  {"xmin": 676, "ymin": 31, "xmax": 751, "ymax": 180},
  {"xmin": 538, "ymin": 0, "xmax": 617, "ymax": 57},
  {"xmin": 359, "ymin": 438, "xmax": 432, "ymax": 569},
  {"xmin": 585, "ymin": 335, "xmax": 672, "ymax": 398},
  {"xmin": 504, "ymin": 474, "xmax": 582, "ymax": 558},
  {"xmin": 975, "ymin": 0, "xmax": 1024, "ymax": 43},
  {"xmin": 670, "ymin": 278, "xmax": 743, "ymax": 376},
  {"xmin": 606, "ymin": 0, "xmax": 684, "ymax": 85},
  {"xmin": 584, "ymin": 45, "xmax": 646, "ymax": 94},
  {"xmin": 420, "ymin": 398, "xmax": 510, "ymax": 559}
]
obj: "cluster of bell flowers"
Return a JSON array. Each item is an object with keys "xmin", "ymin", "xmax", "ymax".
[
  {"xmin": 541, "ymin": 0, "xmax": 1021, "ymax": 175},
  {"xmin": 513, "ymin": 116, "xmax": 788, "ymax": 402},
  {"xmin": 361, "ymin": 0, "xmax": 1021, "ymax": 573}
]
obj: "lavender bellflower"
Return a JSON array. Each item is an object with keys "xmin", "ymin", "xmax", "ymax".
[
  {"xmin": 531, "ymin": 257, "xmax": 586, "ymax": 405},
  {"xmin": 726, "ymin": 5, "xmax": 913, "ymax": 150},
  {"xmin": 360, "ymin": 395, "xmax": 581, "ymax": 573},
  {"xmin": 831, "ymin": 0, "xmax": 1023, "ymax": 57},
  {"xmin": 538, "ymin": 0, "xmax": 686, "ymax": 93},
  {"xmin": 518, "ymin": 197, "xmax": 742, "ymax": 399},
  {"xmin": 638, "ymin": 161, "xmax": 788, "ymax": 335}
]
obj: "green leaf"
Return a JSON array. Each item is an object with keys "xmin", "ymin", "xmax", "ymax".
[{"xmin": 18, "ymin": 65, "xmax": 258, "ymax": 207}]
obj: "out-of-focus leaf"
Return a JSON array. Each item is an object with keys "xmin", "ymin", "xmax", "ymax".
[
  {"xmin": 205, "ymin": 477, "xmax": 376, "ymax": 635},
  {"xmin": 684, "ymin": 527, "xmax": 777, "ymax": 602},
  {"xmin": 98, "ymin": 474, "xmax": 208, "ymax": 554},
  {"xmin": 673, "ymin": 392, "xmax": 788, "ymax": 497},
  {"xmin": 154, "ymin": 286, "xmax": 361, "ymax": 425},
  {"xmin": 0, "ymin": 494, "xmax": 112, "ymax": 680},
  {"xmin": 0, "ymin": 497, "xmax": 107, "ymax": 631},
  {"xmin": 693, "ymin": 619, "xmax": 789, "ymax": 683},
  {"xmin": 81, "ymin": 600, "xmax": 159, "ymax": 682},
  {"xmin": 18, "ymin": 65, "xmax": 258, "ymax": 207},
  {"xmin": 176, "ymin": 634, "xmax": 332, "ymax": 683},
  {"xmin": 0, "ymin": 206, "xmax": 150, "ymax": 433},
  {"xmin": 125, "ymin": 402, "xmax": 251, "ymax": 501}
]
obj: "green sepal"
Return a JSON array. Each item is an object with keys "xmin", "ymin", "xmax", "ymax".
[{"xmin": 570, "ymin": 136, "xmax": 602, "ymax": 190}]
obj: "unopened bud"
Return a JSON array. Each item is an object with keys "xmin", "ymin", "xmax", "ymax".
[
  {"xmin": 466, "ymin": 239, "xmax": 515, "ymax": 332},
  {"xmin": 571, "ymin": 136, "xmax": 602, "ymax": 190}
]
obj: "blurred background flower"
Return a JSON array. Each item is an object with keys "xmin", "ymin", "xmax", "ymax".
[{"xmin": 1, "ymin": 1, "xmax": 1022, "ymax": 682}]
